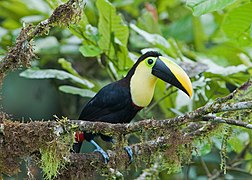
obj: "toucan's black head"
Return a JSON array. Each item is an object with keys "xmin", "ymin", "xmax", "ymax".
[
  {"xmin": 127, "ymin": 51, "xmax": 161, "ymax": 77},
  {"xmin": 127, "ymin": 51, "xmax": 193, "ymax": 107}
]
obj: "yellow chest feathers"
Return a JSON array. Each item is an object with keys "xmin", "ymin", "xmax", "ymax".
[{"xmin": 130, "ymin": 62, "xmax": 157, "ymax": 107}]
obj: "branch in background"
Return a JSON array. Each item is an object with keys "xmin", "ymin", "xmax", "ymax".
[
  {"xmin": 0, "ymin": 0, "xmax": 84, "ymax": 84},
  {"xmin": 202, "ymin": 115, "xmax": 252, "ymax": 129},
  {"xmin": 183, "ymin": 123, "xmax": 218, "ymax": 137},
  {"xmin": 208, "ymin": 142, "xmax": 252, "ymax": 180}
]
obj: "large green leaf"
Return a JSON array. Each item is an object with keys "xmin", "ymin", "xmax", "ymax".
[
  {"xmin": 192, "ymin": 140, "xmax": 212, "ymax": 156},
  {"xmin": 205, "ymin": 43, "xmax": 245, "ymax": 66},
  {"xmin": 96, "ymin": 0, "xmax": 131, "ymax": 70},
  {"xmin": 59, "ymin": 85, "xmax": 96, "ymax": 97},
  {"xmin": 167, "ymin": 15, "xmax": 193, "ymax": 43},
  {"xmin": 130, "ymin": 24, "xmax": 176, "ymax": 57},
  {"xmin": 229, "ymin": 132, "xmax": 249, "ymax": 153},
  {"xmin": 222, "ymin": 3, "xmax": 252, "ymax": 39},
  {"xmin": 136, "ymin": 11, "xmax": 161, "ymax": 34},
  {"xmin": 96, "ymin": 0, "xmax": 129, "ymax": 52},
  {"xmin": 187, "ymin": 0, "xmax": 236, "ymax": 16},
  {"xmin": 20, "ymin": 69, "xmax": 94, "ymax": 88}
]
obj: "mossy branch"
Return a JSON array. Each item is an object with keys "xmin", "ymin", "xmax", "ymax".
[
  {"xmin": 0, "ymin": 80, "xmax": 251, "ymax": 178},
  {"xmin": 57, "ymin": 136, "xmax": 178, "ymax": 179},
  {"xmin": 0, "ymin": 0, "xmax": 84, "ymax": 84},
  {"xmin": 70, "ymin": 100, "xmax": 252, "ymax": 136}
]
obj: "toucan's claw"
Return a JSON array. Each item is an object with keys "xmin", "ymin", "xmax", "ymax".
[
  {"xmin": 93, "ymin": 148, "xmax": 109, "ymax": 163},
  {"xmin": 124, "ymin": 146, "xmax": 133, "ymax": 163},
  {"xmin": 109, "ymin": 139, "xmax": 133, "ymax": 163},
  {"xmin": 90, "ymin": 140, "xmax": 109, "ymax": 163}
]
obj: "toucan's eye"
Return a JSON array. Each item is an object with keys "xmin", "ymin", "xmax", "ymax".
[{"xmin": 147, "ymin": 59, "xmax": 153, "ymax": 65}]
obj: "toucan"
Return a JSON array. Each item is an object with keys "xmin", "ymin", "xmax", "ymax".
[{"xmin": 73, "ymin": 51, "xmax": 193, "ymax": 163}]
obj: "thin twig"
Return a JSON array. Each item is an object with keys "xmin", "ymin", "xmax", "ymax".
[
  {"xmin": 200, "ymin": 157, "xmax": 212, "ymax": 177},
  {"xmin": 202, "ymin": 115, "xmax": 252, "ymax": 129},
  {"xmin": 0, "ymin": 123, "xmax": 4, "ymax": 133}
]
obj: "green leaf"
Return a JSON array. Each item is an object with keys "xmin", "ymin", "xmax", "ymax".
[
  {"xmin": 59, "ymin": 85, "xmax": 96, "ymax": 97},
  {"xmin": 187, "ymin": 0, "xmax": 236, "ymax": 16},
  {"xmin": 250, "ymin": 22, "xmax": 252, "ymax": 38},
  {"xmin": 114, "ymin": 41, "xmax": 134, "ymax": 70},
  {"xmin": 20, "ymin": 69, "xmax": 94, "ymax": 88},
  {"xmin": 229, "ymin": 132, "xmax": 249, "ymax": 153},
  {"xmin": 167, "ymin": 15, "xmax": 193, "ymax": 42},
  {"xmin": 205, "ymin": 80, "xmax": 230, "ymax": 99},
  {"xmin": 0, "ymin": 0, "xmax": 50, "ymax": 29},
  {"xmin": 137, "ymin": 11, "xmax": 161, "ymax": 34},
  {"xmin": 96, "ymin": 0, "xmax": 129, "ymax": 51},
  {"xmin": 79, "ymin": 44, "xmax": 102, "ymax": 57},
  {"xmin": 96, "ymin": 0, "xmax": 131, "ymax": 70},
  {"xmin": 205, "ymin": 43, "xmax": 245, "ymax": 66},
  {"xmin": 201, "ymin": 59, "xmax": 249, "ymax": 87},
  {"xmin": 193, "ymin": 140, "xmax": 212, "ymax": 156},
  {"xmin": 58, "ymin": 58, "xmax": 79, "ymax": 77},
  {"xmin": 130, "ymin": 24, "xmax": 176, "ymax": 57},
  {"xmin": 222, "ymin": 3, "xmax": 252, "ymax": 39},
  {"xmin": 153, "ymin": 81, "xmax": 177, "ymax": 118}
]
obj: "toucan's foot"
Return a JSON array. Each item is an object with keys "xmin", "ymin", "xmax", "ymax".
[
  {"xmin": 90, "ymin": 140, "xmax": 109, "ymax": 163},
  {"xmin": 108, "ymin": 138, "xmax": 133, "ymax": 163},
  {"xmin": 94, "ymin": 148, "xmax": 109, "ymax": 163},
  {"xmin": 124, "ymin": 146, "xmax": 133, "ymax": 163}
]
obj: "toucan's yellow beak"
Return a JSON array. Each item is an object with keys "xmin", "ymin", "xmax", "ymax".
[{"xmin": 151, "ymin": 56, "xmax": 193, "ymax": 97}]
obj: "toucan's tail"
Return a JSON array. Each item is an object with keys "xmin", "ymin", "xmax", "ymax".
[
  {"xmin": 72, "ymin": 142, "xmax": 82, "ymax": 153},
  {"xmin": 72, "ymin": 131, "xmax": 85, "ymax": 153}
]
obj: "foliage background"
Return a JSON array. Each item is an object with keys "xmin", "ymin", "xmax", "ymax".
[{"xmin": 0, "ymin": 0, "xmax": 252, "ymax": 179}]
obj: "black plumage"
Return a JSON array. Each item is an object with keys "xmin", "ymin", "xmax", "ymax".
[
  {"xmin": 78, "ymin": 79, "xmax": 141, "ymax": 142},
  {"xmin": 77, "ymin": 51, "xmax": 161, "ymax": 143},
  {"xmin": 72, "ymin": 50, "xmax": 193, "ymax": 163},
  {"xmin": 79, "ymin": 79, "xmax": 140, "ymax": 125}
]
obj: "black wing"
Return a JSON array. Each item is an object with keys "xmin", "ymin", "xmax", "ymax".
[{"xmin": 78, "ymin": 80, "xmax": 138, "ymax": 123}]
